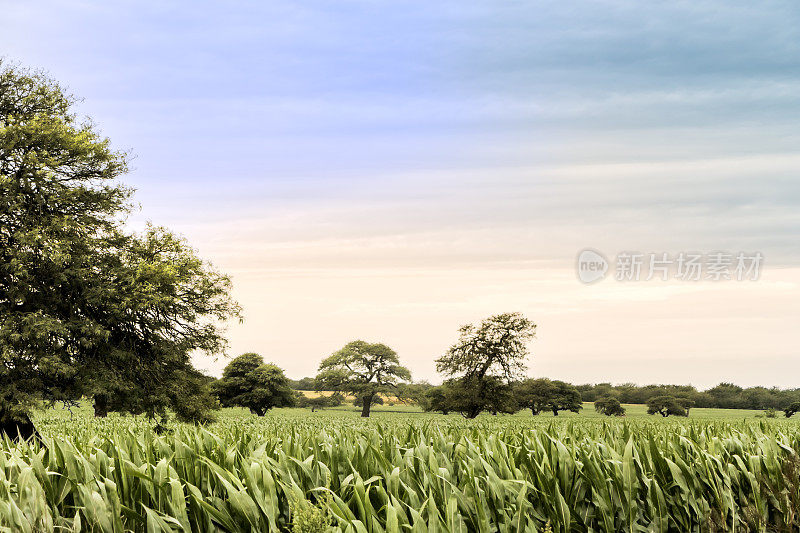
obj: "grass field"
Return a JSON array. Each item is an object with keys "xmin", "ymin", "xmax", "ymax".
[
  {"xmin": 297, "ymin": 399, "xmax": 768, "ymax": 419},
  {"xmin": 1, "ymin": 403, "xmax": 795, "ymax": 531}
]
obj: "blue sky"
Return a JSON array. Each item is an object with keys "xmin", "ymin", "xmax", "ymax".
[{"xmin": 3, "ymin": 1, "xmax": 800, "ymax": 386}]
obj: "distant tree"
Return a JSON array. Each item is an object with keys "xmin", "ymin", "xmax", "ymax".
[
  {"xmin": 316, "ymin": 341, "xmax": 410, "ymax": 417},
  {"xmin": 546, "ymin": 381, "xmax": 583, "ymax": 416},
  {"xmin": 516, "ymin": 379, "xmax": 582, "ymax": 416},
  {"xmin": 289, "ymin": 377, "xmax": 317, "ymax": 391},
  {"xmin": 296, "ymin": 392, "xmax": 344, "ymax": 412},
  {"xmin": 595, "ymin": 396, "xmax": 626, "ymax": 416},
  {"xmin": 706, "ymin": 382, "xmax": 746, "ymax": 409},
  {"xmin": 435, "ymin": 313, "xmax": 535, "ymax": 418},
  {"xmin": 422, "ymin": 385, "xmax": 454, "ymax": 415},
  {"xmin": 784, "ymin": 401, "xmax": 800, "ymax": 418},
  {"xmin": 214, "ymin": 353, "xmax": 295, "ymax": 415},
  {"xmin": 395, "ymin": 382, "xmax": 434, "ymax": 408},
  {"xmin": 647, "ymin": 396, "xmax": 687, "ymax": 417}
]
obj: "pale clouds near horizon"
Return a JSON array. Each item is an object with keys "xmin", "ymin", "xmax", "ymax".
[{"xmin": 2, "ymin": 0, "xmax": 799, "ymax": 386}]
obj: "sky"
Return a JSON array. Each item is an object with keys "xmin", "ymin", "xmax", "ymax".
[{"xmin": 2, "ymin": 1, "xmax": 800, "ymax": 388}]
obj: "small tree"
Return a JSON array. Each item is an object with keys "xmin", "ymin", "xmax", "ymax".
[
  {"xmin": 215, "ymin": 353, "xmax": 295, "ymax": 415},
  {"xmin": 435, "ymin": 313, "xmax": 535, "ymax": 418},
  {"xmin": 595, "ymin": 396, "xmax": 626, "ymax": 416},
  {"xmin": 647, "ymin": 396, "xmax": 687, "ymax": 417},
  {"xmin": 784, "ymin": 401, "xmax": 800, "ymax": 418},
  {"xmin": 316, "ymin": 341, "xmax": 410, "ymax": 417},
  {"xmin": 516, "ymin": 378, "xmax": 582, "ymax": 416}
]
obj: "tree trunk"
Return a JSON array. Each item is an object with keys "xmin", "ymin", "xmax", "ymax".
[
  {"xmin": 361, "ymin": 393, "xmax": 373, "ymax": 417},
  {"xmin": 464, "ymin": 406, "xmax": 481, "ymax": 419},
  {"xmin": 552, "ymin": 407, "xmax": 559, "ymax": 416},
  {"xmin": 0, "ymin": 411, "xmax": 38, "ymax": 441},
  {"xmin": 94, "ymin": 394, "xmax": 109, "ymax": 417}
]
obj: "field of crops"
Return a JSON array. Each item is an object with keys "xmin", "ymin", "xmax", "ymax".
[{"xmin": 0, "ymin": 407, "xmax": 796, "ymax": 531}]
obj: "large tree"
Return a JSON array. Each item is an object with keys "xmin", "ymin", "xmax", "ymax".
[
  {"xmin": 316, "ymin": 340, "xmax": 410, "ymax": 417},
  {"xmin": 0, "ymin": 61, "xmax": 239, "ymax": 436},
  {"xmin": 214, "ymin": 353, "xmax": 295, "ymax": 415},
  {"xmin": 435, "ymin": 313, "xmax": 535, "ymax": 418}
]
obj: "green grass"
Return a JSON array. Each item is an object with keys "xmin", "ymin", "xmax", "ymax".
[
  {"xmin": 1, "ymin": 403, "xmax": 794, "ymax": 531},
  {"xmin": 280, "ymin": 401, "xmax": 768, "ymax": 419}
]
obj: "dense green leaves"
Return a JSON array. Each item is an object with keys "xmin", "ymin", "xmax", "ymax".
[
  {"xmin": 0, "ymin": 61, "xmax": 239, "ymax": 426},
  {"xmin": 594, "ymin": 396, "xmax": 626, "ymax": 417},
  {"xmin": 215, "ymin": 353, "xmax": 295, "ymax": 416},
  {"xmin": 516, "ymin": 379, "xmax": 583, "ymax": 416},
  {"xmin": 316, "ymin": 341, "xmax": 411, "ymax": 417}
]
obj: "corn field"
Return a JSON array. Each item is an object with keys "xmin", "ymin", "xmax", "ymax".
[{"xmin": 2, "ymin": 410, "xmax": 800, "ymax": 531}]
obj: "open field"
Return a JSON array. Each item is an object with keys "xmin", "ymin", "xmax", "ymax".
[{"xmin": 0, "ymin": 404, "xmax": 793, "ymax": 531}]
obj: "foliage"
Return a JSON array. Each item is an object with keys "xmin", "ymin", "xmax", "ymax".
[
  {"xmin": 577, "ymin": 381, "xmax": 800, "ymax": 411},
  {"xmin": 316, "ymin": 341, "xmax": 410, "ymax": 417},
  {"xmin": 0, "ymin": 61, "xmax": 239, "ymax": 430},
  {"xmin": 394, "ymin": 382, "xmax": 433, "ymax": 407},
  {"xmin": 516, "ymin": 378, "xmax": 582, "ymax": 416},
  {"xmin": 289, "ymin": 377, "xmax": 317, "ymax": 391},
  {"xmin": 214, "ymin": 353, "xmax": 295, "ymax": 415},
  {"xmin": 295, "ymin": 392, "xmax": 345, "ymax": 412},
  {"xmin": 594, "ymin": 396, "xmax": 626, "ymax": 416},
  {"xmin": 647, "ymin": 396, "xmax": 688, "ymax": 417},
  {"xmin": 422, "ymin": 383, "xmax": 454, "ymax": 414},
  {"xmin": 784, "ymin": 401, "xmax": 800, "ymax": 418},
  {"xmin": 435, "ymin": 313, "xmax": 535, "ymax": 418},
  {"xmin": 426, "ymin": 377, "xmax": 518, "ymax": 418}
]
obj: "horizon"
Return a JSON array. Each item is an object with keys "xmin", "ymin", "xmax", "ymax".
[{"xmin": 4, "ymin": 1, "xmax": 799, "ymax": 389}]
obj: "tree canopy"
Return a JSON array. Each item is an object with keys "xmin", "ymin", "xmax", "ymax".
[
  {"xmin": 646, "ymin": 396, "xmax": 688, "ymax": 417},
  {"xmin": 316, "ymin": 341, "xmax": 410, "ymax": 417},
  {"xmin": 214, "ymin": 353, "xmax": 295, "ymax": 415},
  {"xmin": 0, "ymin": 62, "xmax": 239, "ymax": 434},
  {"xmin": 595, "ymin": 396, "xmax": 626, "ymax": 417},
  {"xmin": 516, "ymin": 378, "xmax": 582, "ymax": 416}
]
